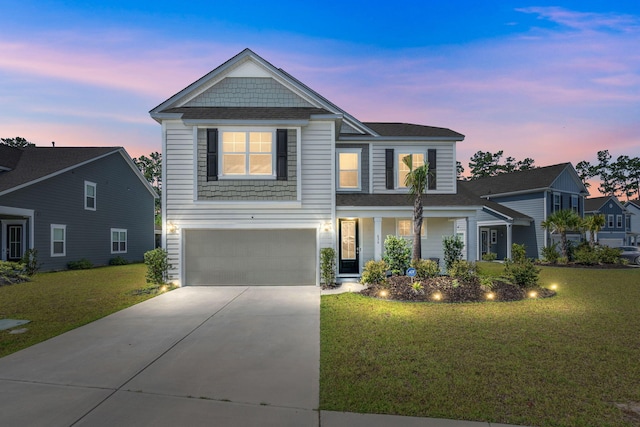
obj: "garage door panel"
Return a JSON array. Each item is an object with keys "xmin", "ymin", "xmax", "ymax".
[{"xmin": 185, "ymin": 229, "xmax": 316, "ymax": 285}]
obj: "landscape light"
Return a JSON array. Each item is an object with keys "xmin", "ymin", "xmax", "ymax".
[
  {"xmin": 550, "ymin": 284, "xmax": 558, "ymax": 290},
  {"xmin": 379, "ymin": 290, "xmax": 388, "ymax": 298},
  {"xmin": 529, "ymin": 291, "xmax": 538, "ymax": 298},
  {"xmin": 486, "ymin": 292, "xmax": 495, "ymax": 300},
  {"xmin": 432, "ymin": 292, "xmax": 442, "ymax": 301}
]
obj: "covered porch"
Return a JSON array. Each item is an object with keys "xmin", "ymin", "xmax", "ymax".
[{"xmin": 0, "ymin": 206, "xmax": 34, "ymax": 262}]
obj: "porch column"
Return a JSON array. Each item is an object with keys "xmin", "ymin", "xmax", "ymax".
[
  {"xmin": 506, "ymin": 223, "xmax": 513, "ymax": 259},
  {"xmin": 374, "ymin": 217, "xmax": 382, "ymax": 261}
]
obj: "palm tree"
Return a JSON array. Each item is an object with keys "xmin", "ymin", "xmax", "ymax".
[
  {"xmin": 403, "ymin": 155, "xmax": 429, "ymax": 262},
  {"xmin": 582, "ymin": 213, "xmax": 605, "ymax": 247},
  {"xmin": 541, "ymin": 209, "xmax": 582, "ymax": 259}
]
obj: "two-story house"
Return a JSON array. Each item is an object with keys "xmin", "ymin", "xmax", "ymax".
[
  {"xmin": 585, "ymin": 196, "xmax": 633, "ymax": 247},
  {"xmin": 150, "ymin": 49, "xmax": 486, "ymax": 286},
  {"xmin": 0, "ymin": 145, "xmax": 157, "ymax": 271},
  {"xmin": 459, "ymin": 163, "xmax": 589, "ymax": 260}
]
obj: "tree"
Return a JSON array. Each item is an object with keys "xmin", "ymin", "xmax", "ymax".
[
  {"xmin": 467, "ymin": 150, "xmax": 535, "ymax": 179},
  {"xmin": 577, "ymin": 152, "xmax": 640, "ymax": 200},
  {"xmin": 541, "ymin": 209, "xmax": 582, "ymax": 259},
  {"xmin": 133, "ymin": 152, "xmax": 162, "ymax": 223},
  {"xmin": 402, "ymin": 154, "xmax": 429, "ymax": 262},
  {"xmin": 1, "ymin": 137, "xmax": 35, "ymax": 148},
  {"xmin": 582, "ymin": 214, "xmax": 605, "ymax": 247},
  {"xmin": 456, "ymin": 161, "xmax": 465, "ymax": 179},
  {"xmin": 575, "ymin": 160, "xmax": 597, "ymax": 189}
]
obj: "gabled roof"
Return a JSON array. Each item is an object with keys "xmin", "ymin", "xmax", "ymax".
[
  {"xmin": 459, "ymin": 163, "xmax": 588, "ymax": 198},
  {"xmin": 0, "ymin": 146, "xmax": 157, "ymax": 198},
  {"xmin": 585, "ymin": 195, "xmax": 626, "ymax": 213},
  {"xmin": 358, "ymin": 122, "xmax": 463, "ymax": 139},
  {"xmin": 157, "ymin": 106, "xmax": 332, "ymax": 121},
  {"xmin": 0, "ymin": 145, "xmax": 24, "ymax": 171},
  {"xmin": 625, "ymin": 199, "xmax": 640, "ymax": 210}
]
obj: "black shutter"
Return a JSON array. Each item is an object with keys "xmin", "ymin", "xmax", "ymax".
[
  {"xmin": 276, "ymin": 129, "xmax": 288, "ymax": 180},
  {"xmin": 385, "ymin": 149, "xmax": 394, "ymax": 189},
  {"xmin": 207, "ymin": 129, "xmax": 218, "ymax": 181},
  {"xmin": 427, "ymin": 149, "xmax": 437, "ymax": 190}
]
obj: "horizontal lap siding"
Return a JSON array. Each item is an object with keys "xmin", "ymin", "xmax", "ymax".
[{"xmin": 164, "ymin": 120, "xmax": 334, "ymax": 284}]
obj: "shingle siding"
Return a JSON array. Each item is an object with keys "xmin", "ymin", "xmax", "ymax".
[{"xmin": 185, "ymin": 77, "xmax": 313, "ymax": 108}]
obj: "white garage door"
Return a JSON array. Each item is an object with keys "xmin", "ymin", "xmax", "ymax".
[
  {"xmin": 599, "ymin": 238, "xmax": 623, "ymax": 248},
  {"xmin": 184, "ymin": 229, "xmax": 317, "ymax": 285}
]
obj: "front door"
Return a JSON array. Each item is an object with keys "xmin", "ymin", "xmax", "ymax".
[
  {"xmin": 7, "ymin": 224, "xmax": 23, "ymax": 262},
  {"xmin": 339, "ymin": 219, "xmax": 359, "ymax": 274}
]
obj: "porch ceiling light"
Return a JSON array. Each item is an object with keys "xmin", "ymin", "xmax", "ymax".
[
  {"xmin": 167, "ymin": 222, "xmax": 177, "ymax": 233},
  {"xmin": 322, "ymin": 222, "xmax": 332, "ymax": 233}
]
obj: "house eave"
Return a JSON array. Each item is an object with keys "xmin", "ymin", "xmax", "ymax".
[
  {"xmin": 339, "ymin": 136, "xmax": 464, "ymax": 142},
  {"xmin": 184, "ymin": 119, "xmax": 310, "ymax": 127}
]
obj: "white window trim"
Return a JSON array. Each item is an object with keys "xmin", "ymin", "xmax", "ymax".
[
  {"xmin": 218, "ymin": 128, "xmax": 276, "ymax": 179},
  {"xmin": 84, "ymin": 181, "xmax": 96, "ymax": 211},
  {"xmin": 608, "ymin": 214, "xmax": 614, "ymax": 228},
  {"xmin": 396, "ymin": 150, "xmax": 426, "ymax": 189},
  {"xmin": 51, "ymin": 224, "xmax": 66, "ymax": 257},
  {"xmin": 571, "ymin": 195, "xmax": 579, "ymax": 212},
  {"xmin": 490, "ymin": 230, "xmax": 498, "ymax": 244},
  {"xmin": 553, "ymin": 192, "xmax": 561, "ymax": 212},
  {"xmin": 111, "ymin": 228, "xmax": 128, "ymax": 254},
  {"xmin": 616, "ymin": 214, "xmax": 623, "ymax": 228},
  {"xmin": 336, "ymin": 148, "xmax": 362, "ymax": 191},
  {"xmin": 397, "ymin": 218, "xmax": 426, "ymax": 238}
]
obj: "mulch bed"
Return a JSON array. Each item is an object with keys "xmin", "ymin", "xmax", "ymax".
[{"xmin": 360, "ymin": 275, "xmax": 556, "ymax": 303}]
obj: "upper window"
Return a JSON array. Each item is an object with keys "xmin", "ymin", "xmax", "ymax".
[
  {"xmin": 616, "ymin": 215, "xmax": 623, "ymax": 228},
  {"xmin": 571, "ymin": 195, "xmax": 579, "ymax": 213},
  {"xmin": 51, "ymin": 224, "xmax": 66, "ymax": 257},
  {"xmin": 221, "ymin": 131, "xmax": 273, "ymax": 177},
  {"xmin": 608, "ymin": 214, "xmax": 614, "ymax": 228},
  {"xmin": 397, "ymin": 219, "xmax": 426, "ymax": 237},
  {"xmin": 337, "ymin": 149, "xmax": 361, "ymax": 190},
  {"xmin": 397, "ymin": 153, "xmax": 424, "ymax": 188},
  {"xmin": 85, "ymin": 181, "xmax": 96, "ymax": 211},
  {"xmin": 111, "ymin": 229, "xmax": 127, "ymax": 254},
  {"xmin": 553, "ymin": 193, "xmax": 561, "ymax": 212}
]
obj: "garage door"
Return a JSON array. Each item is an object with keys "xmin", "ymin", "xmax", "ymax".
[
  {"xmin": 599, "ymin": 238, "xmax": 623, "ymax": 248},
  {"xmin": 184, "ymin": 229, "xmax": 317, "ymax": 285}
]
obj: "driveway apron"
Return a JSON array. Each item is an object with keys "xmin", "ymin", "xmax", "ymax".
[{"xmin": 0, "ymin": 286, "xmax": 320, "ymax": 427}]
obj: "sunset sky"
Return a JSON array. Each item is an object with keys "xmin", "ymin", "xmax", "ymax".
[{"xmin": 1, "ymin": 1, "xmax": 638, "ymax": 176}]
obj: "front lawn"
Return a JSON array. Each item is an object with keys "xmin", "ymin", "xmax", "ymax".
[
  {"xmin": 0, "ymin": 264, "xmax": 167, "ymax": 358},
  {"xmin": 320, "ymin": 264, "xmax": 640, "ymax": 427}
]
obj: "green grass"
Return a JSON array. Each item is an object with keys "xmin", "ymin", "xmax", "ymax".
[
  {"xmin": 321, "ymin": 264, "xmax": 640, "ymax": 427},
  {"xmin": 0, "ymin": 264, "xmax": 167, "ymax": 358}
]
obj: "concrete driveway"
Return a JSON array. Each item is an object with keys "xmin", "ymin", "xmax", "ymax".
[{"xmin": 0, "ymin": 286, "xmax": 319, "ymax": 426}]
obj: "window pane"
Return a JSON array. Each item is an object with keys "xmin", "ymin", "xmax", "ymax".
[
  {"xmin": 398, "ymin": 154, "xmax": 424, "ymax": 188},
  {"xmin": 86, "ymin": 197, "xmax": 95, "ymax": 209},
  {"xmin": 120, "ymin": 242, "xmax": 126, "ymax": 251},
  {"xmin": 249, "ymin": 132, "xmax": 272, "ymax": 153},
  {"xmin": 112, "ymin": 242, "xmax": 119, "ymax": 252},
  {"xmin": 54, "ymin": 241, "xmax": 64, "ymax": 254},
  {"xmin": 222, "ymin": 132, "xmax": 246, "ymax": 152},
  {"xmin": 53, "ymin": 228, "xmax": 64, "ymax": 240},
  {"xmin": 339, "ymin": 171, "xmax": 358, "ymax": 188},
  {"xmin": 249, "ymin": 154, "xmax": 272, "ymax": 174},
  {"xmin": 86, "ymin": 185, "xmax": 95, "ymax": 197},
  {"xmin": 341, "ymin": 221, "xmax": 356, "ymax": 260},
  {"xmin": 399, "ymin": 220, "xmax": 411, "ymax": 236},
  {"xmin": 340, "ymin": 153, "xmax": 358, "ymax": 170},
  {"xmin": 223, "ymin": 154, "xmax": 246, "ymax": 174}
]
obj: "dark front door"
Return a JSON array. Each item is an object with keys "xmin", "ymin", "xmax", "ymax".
[
  {"xmin": 339, "ymin": 219, "xmax": 359, "ymax": 274},
  {"xmin": 7, "ymin": 225, "xmax": 23, "ymax": 262}
]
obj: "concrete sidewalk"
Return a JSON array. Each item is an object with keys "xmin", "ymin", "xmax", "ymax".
[{"xmin": 0, "ymin": 286, "xmax": 523, "ymax": 426}]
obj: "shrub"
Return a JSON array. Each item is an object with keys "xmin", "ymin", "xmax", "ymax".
[
  {"xmin": 442, "ymin": 235, "xmax": 464, "ymax": 271},
  {"xmin": 361, "ymin": 259, "xmax": 388, "ymax": 286},
  {"xmin": 541, "ymin": 243, "xmax": 560, "ymax": 264},
  {"xmin": 511, "ymin": 243, "xmax": 527, "ymax": 264},
  {"xmin": 20, "ymin": 248, "xmax": 40, "ymax": 276},
  {"xmin": 448, "ymin": 260, "xmax": 478, "ymax": 282},
  {"xmin": 482, "ymin": 252, "xmax": 497, "ymax": 261},
  {"xmin": 411, "ymin": 258, "xmax": 440, "ymax": 279},
  {"xmin": 411, "ymin": 281, "xmax": 424, "ymax": 294},
  {"xmin": 67, "ymin": 258, "xmax": 93, "ymax": 270},
  {"xmin": 0, "ymin": 261, "xmax": 29, "ymax": 285},
  {"xmin": 574, "ymin": 245, "xmax": 599, "ymax": 265},
  {"xmin": 503, "ymin": 243, "xmax": 539, "ymax": 288},
  {"xmin": 320, "ymin": 247, "xmax": 337, "ymax": 286},
  {"xmin": 479, "ymin": 276, "xmax": 495, "ymax": 290},
  {"xmin": 597, "ymin": 245, "xmax": 622, "ymax": 264},
  {"xmin": 382, "ymin": 235, "xmax": 411, "ymax": 275},
  {"xmin": 109, "ymin": 256, "xmax": 129, "ymax": 266},
  {"xmin": 144, "ymin": 248, "xmax": 171, "ymax": 284}
]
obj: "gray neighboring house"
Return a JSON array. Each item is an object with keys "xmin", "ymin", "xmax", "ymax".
[
  {"xmin": 0, "ymin": 145, "xmax": 157, "ymax": 271},
  {"xmin": 624, "ymin": 200, "xmax": 640, "ymax": 246},
  {"xmin": 585, "ymin": 196, "xmax": 635, "ymax": 247},
  {"xmin": 459, "ymin": 163, "xmax": 589, "ymax": 260}
]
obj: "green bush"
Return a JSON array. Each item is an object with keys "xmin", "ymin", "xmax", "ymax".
[
  {"xmin": 67, "ymin": 258, "xmax": 93, "ymax": 270},
  {"xmin": 503, "ymin": 243, "xmax": 539, "ymax": 288},
  {"xmin": 482, "ymin": 252, "xmax": 497, "ymax": 261},
  {"xmin": 442, "ymin": 235, "xmax": 464, "ymax": 271},
  {"xmin": 320, "ymin": 247, "xmax": 337, "ymax": 286},
  {"xmin": 541, "ymin": 243, "xmax": 560, "ymax": 264},
  {"xmin": 144, "ymin": 248, "xmax": 171, "ymax": 284},
  {"xmin": 511, "ymin": 243, "xmax": 527, "ymax": 264},
  {"xmin": 20, "ymin": 248, "xmax": 40, "ymax": 276},
  {"xmin": 597, "ymin": 245, "xmax": 623, "ymax": 264},
  {"xmin": 383, "ymin": 235, "xmax": 411, "ymax": 275},
  {"xmin": 574, "ymin": 245, "xmax": 599, "ymax": 265},
  {"xmin": 448, "ymin": 260, "xmax": 478, "ymax": 282},
  {"xmin": 411, "ymin": 258, "xmax": 440, "ymax": 279},
  {"xmin": 0, "ymin": 261, "xmax": 28, "ymax": 285},
  {"xmin": 360, "ymin": 259, "xmax": 388, "ymax": 286},
  {"xmin": 109, "ymin": 256, "xmax": 129, "ymax": 266}
]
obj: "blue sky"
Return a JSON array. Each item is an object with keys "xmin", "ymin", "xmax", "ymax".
[{"xmin": 1, "ymin": 0, "xmax": 639, "ymax": 176}]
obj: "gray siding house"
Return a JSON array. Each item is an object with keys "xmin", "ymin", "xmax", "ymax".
[
  {"xmin": 0, "ymin": 145, "xmax": 157, "ymax": 271},
  {"xmin": 459, "ymin": 163, "xmax": 589, "ymax": 259},
  {"xmin": 624, "ymin": 200, "xmax": 640, "ymax": 246},
  {"xmin": 585, "ymin": 196, "xmax": 634, "ymax": 247}
]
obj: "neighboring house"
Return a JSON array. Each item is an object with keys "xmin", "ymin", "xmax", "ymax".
[
  {"xmin": 150, "ymin": 48, "xmax": 489, "ymax": 286},
  {"xmin": 459, "ymin": 163, "xmax": 589, "ymax": 260},
  {"xmin": 0, "ymin": 145, "xmax": 157, "ymax": 271},
  {"xmin": 585, "ymin": 196, "xmax": 634, "ymax": 247},
  {"xmin": 624, "ymin": 200, "xmax": 640, "ymax": 246}
]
